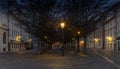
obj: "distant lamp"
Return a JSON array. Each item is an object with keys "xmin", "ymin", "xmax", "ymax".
[
  {"xmin": 15, "ymin": 35, "xmax": 21, "ymax": 41},
  {"xmin": 18, "ymin": 36, "xmax": 21, "ymax": 39},
  {"xmin": 60, "ymin": 22, "xmax": 65, "ymax": 56},
  {"xmin": 60, "ymin": 22, "xmax": 65, "ymax": 29},
  {"xmin": 94, "ymin": 38, "xmax": 99, "ymax": 42},
  {"xmin": 106, "ymin": 36, "xmax": 112, "ymax": 41},
  {"xmin": 78, "ymin": 31, "xmax": 80, "ymax": 35},
  {"xmin": 80, "ymin": 41, "xmax": 84, "ymax": 44}
]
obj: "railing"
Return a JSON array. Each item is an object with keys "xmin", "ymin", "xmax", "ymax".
[{"xmin": 9, "ymin": 42, "xmax": 29, "ymax": 52}]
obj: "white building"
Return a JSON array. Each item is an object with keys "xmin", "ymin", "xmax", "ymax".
[
  {"xmin": 8, "ymin": 15, "xmax": 31, "ymax": 52},
  {"xmin": 86, "ymin": 32, "xmax": 94, "ymax": 48},
  {"xmin": 0, "ymin": 2, "xmax": 8, "ymax": 52},
  {"xmin": 0, "ymin": 1, "xmax": 32, "ymax": 52},
  {"xmin": 104, "ymin": 17, "xmax": 116, "ymax": 50},
  {"xmin": 86, "ymin": 10, "xmax": 120, "ymax": 51}
]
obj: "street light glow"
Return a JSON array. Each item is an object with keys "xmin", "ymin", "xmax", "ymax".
[
  {"xmin": 106, "ymin": 36, "xmax": 112, "ymax": 41},
  {"xmin": 94, "ymin": 38, "xmax": 99, "ymax": 42},
  {"xmin": 80, "ymin": 41, "xmax": 84, "ymax": 44},
  {"xmin": 18, "ymin": 36, "xmax": 21, "ymax": 39},
  {"xmin": 78, "ymin": 31, "xmax": 80, "ymax": 35},
  {"xmin": 60, "ymin": 22, "xmax": 65, "ymax": 29},
  {"xmin": 15, "ymin": 35, "xmax": 21, "ymax": 41}
]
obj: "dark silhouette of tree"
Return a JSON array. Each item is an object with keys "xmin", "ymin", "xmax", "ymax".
[{"xmin": 6, "ymin": 0, "xmax": 120, "ymax": 50}]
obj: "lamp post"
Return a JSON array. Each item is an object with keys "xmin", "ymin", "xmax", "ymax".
[
  {"xmin": 44, "ymin": 35, "xmax": 48, "ymax": 53},
  {"xmin": 60, "ymin": 22, "xmax": 65, "ymax": 56},
  {"xmin": 77, "ymin": 31, "xmax": 80, "ymax": 52}
]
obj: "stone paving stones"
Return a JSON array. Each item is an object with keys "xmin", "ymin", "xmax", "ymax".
[{"xmin": 0, "ymin": 49, "xmax": 119, "ymax": 69}]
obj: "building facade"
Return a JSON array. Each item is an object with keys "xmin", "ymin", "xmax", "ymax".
[
  {"xmin": 86, "ymin": 10, "xmax": 120, "ymax": 51},
  {"xmin": 8, "ymin": 16, "xmax": 30, "ymax": 52},
  {"xmin": 0, "ymin": 2, "xmax": 32, "ymax": 52},
  {"xmin": 116, "ymin": 11, "xmax": 120, "ymax": 51},
  {"xmin": 0, "ymin": 2, "xmax": 8, "ymax": 52}
]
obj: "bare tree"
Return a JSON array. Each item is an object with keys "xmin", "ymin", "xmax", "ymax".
[{"xmin": 7, "ymin": 0, "xmax": 120, "ymax": 51}]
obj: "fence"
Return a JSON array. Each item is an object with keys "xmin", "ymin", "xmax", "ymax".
[{"xmin": 9, "ymin": 42, "xmax": 29, "ymax": 52}]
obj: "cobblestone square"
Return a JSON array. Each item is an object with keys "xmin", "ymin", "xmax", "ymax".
[{"xmin": 0, "ymin": 49, "xmax": 119, "ymax": 69}]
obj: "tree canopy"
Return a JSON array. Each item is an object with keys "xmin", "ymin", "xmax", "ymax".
[{"xmin": 6, "ymin": 0, "xmax": 120, "ymax": 43}]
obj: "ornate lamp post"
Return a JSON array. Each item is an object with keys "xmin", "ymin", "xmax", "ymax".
[{"xmin": 60, "ymin": 22, "xmax": 65, "ymax": 56}]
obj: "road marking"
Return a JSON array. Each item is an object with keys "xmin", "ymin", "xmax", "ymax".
[{"xmin": 95, "ymin": 51, "xmax": 120, "ymax": 69}]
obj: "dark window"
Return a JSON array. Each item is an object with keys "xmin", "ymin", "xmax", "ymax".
[
  {"xmin": 3, "ymin": 32, "xmax": 6, "ymax": 44},
  {"xmin": 3, "ymin": 48, "xmax": 6, "ymax": 51}
]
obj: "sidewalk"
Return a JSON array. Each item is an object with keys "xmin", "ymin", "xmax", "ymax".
[
  {"xmin": 0, "ymin": 50, "xmax": 34, "ymax": 55},
  {"xmin": 0, "ymin": 51, "xmax": 14, "ymax": 55}
]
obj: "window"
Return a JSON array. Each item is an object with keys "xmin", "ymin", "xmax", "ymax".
[{"xmin": 3, "ymin": 32, "xmax": 6, "ymax": 44}]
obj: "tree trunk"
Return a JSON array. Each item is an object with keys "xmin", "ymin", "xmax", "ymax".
[
  {"xmin": 77, "ymin": 36, "xmax": 80, "ymax": 52},
  {"xmin": 84, "ymin": 36, "xmax": 87, "ymax": 51}
]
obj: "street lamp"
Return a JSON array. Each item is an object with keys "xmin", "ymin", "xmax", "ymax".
[
  {"xmin": 106, "ymin": 36, "xmax": 113, "ymax": 43},
  {"xmin": 44, "ymin": 35, "xmax": 48, "ymax": 53},
  {"xmin": 80, "ymin": 40, "xmax": 84, "ymax": 44},
  {"xmin": 94, "ymin": 38, "xmax": 99, "ymax": 42},
  {"xmin": 15, "ymin": 35, "xmax": 21, "ymax": 42},
  {"xmin": 60, "ymin": 22, "xmax": 65, "ymax": 56},
  {"xmin": 77, "ymin": 31, "xmax": 80, "ymax": 52},
  {"xmin": 60, "ymin": 22, "xmax": 65, "ymax": 29},
  {"xmin": 78, "ymin": 31, "xmax": 80, "ymax": 35}
]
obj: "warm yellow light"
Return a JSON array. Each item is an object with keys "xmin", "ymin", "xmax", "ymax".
[
  {"xmin": 18, "ymin": 36, "xmax": 21, "ymax": 39},
  {"xmin": 28, "ymin": 38, "xmax": 32, "ymax": 42},
  {"xmin": 15, "ymin": 36, "xmax": 21, "ymax": 41},
  {"xmin": 78, "ymin": 31, "xmax": 80, "ymax": 35},
  {"xmin": 94, "ymin": 38, "xmax": 99, "ymax": 42},
  {"xmin": 60, "ymin": 22, "xmax": 65, "ymax": 29},
  {"xmin": 106, "ymin": 36, "xmax": 112, "ymax": 41},
  {"xmin": 80, "ymin": 41, "xmax": 84, "ymax": 44}
]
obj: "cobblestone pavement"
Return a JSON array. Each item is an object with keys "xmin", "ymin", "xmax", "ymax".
[{"xmin": 0, "ymin": 49, "xmax": 119, "ymax": 69}]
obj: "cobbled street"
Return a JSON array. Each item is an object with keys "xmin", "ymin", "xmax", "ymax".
[{"xmin": 0, "ymin": 49, "xmax": 120, "ymax": 69}]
